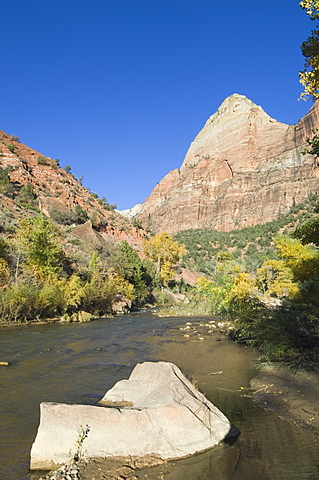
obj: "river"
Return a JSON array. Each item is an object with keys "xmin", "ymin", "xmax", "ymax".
[{"xmin": 0, "ymin": 313, "xmax": 318, "ymax": 480}]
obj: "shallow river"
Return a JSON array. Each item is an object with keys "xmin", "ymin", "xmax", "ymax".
[{"xmin": 0, "ymin": 313, "xmax": 319, "ymax": 480}]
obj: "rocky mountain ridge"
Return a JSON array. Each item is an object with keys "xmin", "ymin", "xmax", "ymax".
[
  {"xmin": 129, "ymin": 94, "xmax": 319, "ymax": 233},
  {"xmin": 0, "ymin": 131, "xmax": 144, "ymax": 248}
]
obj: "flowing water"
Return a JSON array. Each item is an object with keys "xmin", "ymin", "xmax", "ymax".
[{"xmin": 0, "ymin": 313, "xmax": 318, "ymax": 480}]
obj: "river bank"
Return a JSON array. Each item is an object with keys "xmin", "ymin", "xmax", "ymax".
[{"xmin": 250, "ymin": 365, "xmax": 319, "ymax": 433}]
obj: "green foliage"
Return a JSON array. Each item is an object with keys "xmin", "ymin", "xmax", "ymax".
[
  {"xmin": 230, "ymin": 234, "xmax": 319, "ymax": 368},
  {"xmin": 62, "ymin": 311, "xmax": 93, "ymax": 323},
  {"xmin": 16, "ymin": 182, "xmax": 37, "ymax": 209},
  {"xmin": 37, "ymin": 155, "xmax": 48, "ymax": 165},
  {"xmin": 49, "ymin": 205, "xmax": 89, "ymax": 226},
  {"xmin": 299, "ymin": 1, "xmax": 319, "ymax": 100},
  {"xmin": 6, "ymin": 144, "xmax": 15, "ymax": 153},
  {"xmin": 97, "ymin": 196, "xmax": 117, "ymax": 210},
  {"xmin": 64, "ymin": 165, "xmax": 71, "ymax": 173},
  {"xmin": 16, "ymin": 214, "xmax": 64, "ymax": 280},
  {"xmin": 175, "ymin": 196, "xmax": 319, "ymax": 276},
  {"xmin": 0, "ymin": 211, "xmax": 154, "ymax": 323},
  {"xmin": 73, "ymin": 205, "xmax": 89, "ymax": 224},
  {"xmin": 111, "ymin": 240, "xmax": 149, "ymax": 301},
  {"xmin": 80, "ymin": 271, "xmax": 133, "ymax": 316},
  {"xmin": 294, "ymin": 215, "xmax": 319, "ymax": 245},
  {"xmin": 0, "ymin": 166, "xmax": 15, "ymax": 198},
  {"xmin": 302, "ymin": 128, "xmax": 319, "ymax": 158},
  {"xmin": 232, "ymin": 300, "xmax": 319, "ymax": 369},
  {"xmin": 49, "ymin": 208, "xmax": 75, "ymax": 225}
]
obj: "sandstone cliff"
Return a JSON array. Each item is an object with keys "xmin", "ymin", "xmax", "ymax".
[{"xmin": 134, "ymin": 94, "xmax": 319, "ymax": 233}]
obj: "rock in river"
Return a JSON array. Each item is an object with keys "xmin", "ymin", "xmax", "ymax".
[{"xmin": 30, "ymin": 361, "xmax": 238, "ymax": 470}]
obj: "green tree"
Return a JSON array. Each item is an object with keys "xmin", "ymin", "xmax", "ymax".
[
  {"xmin": 302, "ymin": 128, "xmax": 319, "ymax": 158},
  {"xmin": 16, "ymin": 214, "xmax": 64, "ymax": 281},
  {"xmin": 0, "ymin": 166, "xmax": 15, "ymax": 198},
  {"xmin": 73, "ymin": 205, "xmax": 89, "ymax": 224},
  {"xmin": 37, "ymin": 155, "xmax": 47, "ymax": 165},
  {"xmin": 17, "ymin": 182, "xmax": 37, "ymax": 207},
  {"xmin": 294, "ymin": 215, "xmax": 319, "ymax": 245},
  {"xmin": 112, "ymin": 240, "xmax": 147, "ymax": 299}
]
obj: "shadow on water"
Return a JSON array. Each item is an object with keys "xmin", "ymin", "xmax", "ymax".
[{"xmin": 1, "ymin": 313, "xmax": 319, "ymax": 480}]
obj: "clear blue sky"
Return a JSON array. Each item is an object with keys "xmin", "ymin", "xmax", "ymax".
[{"xmin": 0, "ymin": 1, "xmax": 315, "ymax": 210}]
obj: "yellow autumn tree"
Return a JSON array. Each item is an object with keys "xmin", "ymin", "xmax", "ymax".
[
  {"xmin": 275, "ymin": 235, "xmax": 319, "ymax": 282},
  {"xmin": 299, "ymin": 1, "xmax": 319, "ymax": 99},
  {"xmin": 143, "ymin": 232, "xmax": 186, "ymax": 285},
  {"xmin": 256, "ymin": 259, "xmax": 299, "ymax": 299}
]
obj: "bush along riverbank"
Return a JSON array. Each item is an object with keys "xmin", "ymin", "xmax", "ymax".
[{"xmin": 0, "ymin": 214, "xmax": 187, "ymax": 326}]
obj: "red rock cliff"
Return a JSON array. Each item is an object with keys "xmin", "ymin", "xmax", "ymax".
[{"xmin": 135, "ymin": 94, "xmax": 319, "ymax": 233}]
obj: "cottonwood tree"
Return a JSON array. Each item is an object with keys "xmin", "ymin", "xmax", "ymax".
[
  {"xmin": 16, "ymin": 214, "xmax": 64, "ymax": 281},
  {"xmin": 143, "ymin": 232, "xmax": 186, "ymax": 285},
  {"xmin": 299, "ymin": 0, "xmax": 319, "ymax": 99}
]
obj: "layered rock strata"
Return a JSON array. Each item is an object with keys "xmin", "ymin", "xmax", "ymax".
[
  {"xmin": 133, "ymin": 94, "xmax": 319, "ymax": 233},
  {"xmin": 30, "ymin": 361, "xmax": 236, "ymax": 470}
]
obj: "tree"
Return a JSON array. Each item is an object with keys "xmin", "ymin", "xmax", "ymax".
[
  {"xmin": 143, "ymin": 232, "xmax": 186, "ymax": 285},
  {"xmin": 16, "ymin": 214, "xmax": 64, "ymax": 281},
  {"xmin": 112, "ymin": 240, "xmax": 147, "ymax": 299},
  {"xmin": 73, "ymin": 205, "xmax": 89, "ymax": 224},
  {"xmin": 256, "ymin": 259, "xmax": 299, "ymax": 298},
  {"xmin": 275, "ymin": 235, "xmax": 319, "ymax": 282},
  {"xmin": 299, "ymin": 1, "xmax": 319, "ymax": 99},
  {"xmin": 302, "ymin": 128, "xmax": 319, "ymax": 158},
  {"xmin": 17, "ymin": 182, "xmax": 37, "ymax": 207},
  {"xmin": 294, "ymin": 215, "xmax": 319, "ymax": 245}
]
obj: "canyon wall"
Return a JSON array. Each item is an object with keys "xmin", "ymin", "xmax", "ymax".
[{"xmin": 134, "ymin": 94, "xmax": 319, "ymax": 233}]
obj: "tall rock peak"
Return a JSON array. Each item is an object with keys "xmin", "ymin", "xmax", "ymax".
[
  {"xmin": 134, "ymin": 95, "xmax": 319, "ymax": 234},
  {"xmin": 206, "ymin": 93, "xmax": 266, "ymax": 124}
]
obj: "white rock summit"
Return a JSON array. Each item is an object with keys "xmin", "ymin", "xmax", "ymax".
[{"xmin": 30, "ymin": 361, "xmax": 238, "ymax": 470}]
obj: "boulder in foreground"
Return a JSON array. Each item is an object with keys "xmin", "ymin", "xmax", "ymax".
[{"xmin": 30, "ymin": 361, "xmax": 238, "ymax": 470}]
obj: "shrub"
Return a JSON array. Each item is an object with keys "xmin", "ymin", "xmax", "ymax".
[
  {"xmin": 17, "ymin": 183, "xmax": 37, "ymax": 208},
  {"xmin": 10, "ymin": 135, "xmax": 20, "ymax": 142},
  {"xmin": 49, "ymin": 207, "xmax": 76, "ymax": 225},
  {"xmin": 37, "ymin": 155, "xmax": 47, "ymax": 165},
  {"xmin": 73, "ymin": 205, "xmax": 89, "ymax": 224},
  {"xmin": 6, "ymin": 144, "xmax": 15, "ymax": 153}
]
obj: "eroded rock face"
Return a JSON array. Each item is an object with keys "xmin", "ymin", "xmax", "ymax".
[
  {"xmin": 30, "ymin": 362, "xmax": 236, "ymax": 470},
  {"xmin": 135, "ymin": 94, "xmax": 319, "ymax": 233}
]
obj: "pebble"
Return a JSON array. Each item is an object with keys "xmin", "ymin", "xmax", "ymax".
[
  {"xmin": 0, "ymin": 361, "xmax": 10, "ymax": 366},
  {"xmin": 42, "ymin": 461, "xmax": 81, "ymax": 480}
]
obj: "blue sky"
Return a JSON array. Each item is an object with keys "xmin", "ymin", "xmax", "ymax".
[{"xmin": 0, "ymin": 1, "xmax": 315, "ymax": 210}]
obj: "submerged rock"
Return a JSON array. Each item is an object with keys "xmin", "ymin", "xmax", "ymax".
[{"xmin": 30, "ymin": 361, "xmax": 238, "ymax": 470}]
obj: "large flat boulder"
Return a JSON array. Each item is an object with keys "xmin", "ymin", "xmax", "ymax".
[{"xmin": 30, "ymin": 361, "xmax": 237, "ymax": 470}]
